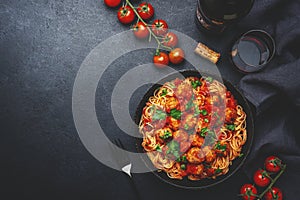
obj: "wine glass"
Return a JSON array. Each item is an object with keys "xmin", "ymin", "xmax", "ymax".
[{"xmin": 230, "ymin": 30, "xmax": 275, "ymax": 73}]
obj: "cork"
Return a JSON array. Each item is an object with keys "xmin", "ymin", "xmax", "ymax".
[{"xmin": 194, "ymin": 42, "xmax": 221, "ymax": 64}]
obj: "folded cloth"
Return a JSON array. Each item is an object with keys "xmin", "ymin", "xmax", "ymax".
[{"xmin": 239, "ymin": 1, "xmax": 300, "ymax": 199}]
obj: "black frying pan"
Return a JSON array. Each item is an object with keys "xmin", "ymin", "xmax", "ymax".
[{"xmin": 134, "ymin": 70, "xmax": 254, "ymax": 189}]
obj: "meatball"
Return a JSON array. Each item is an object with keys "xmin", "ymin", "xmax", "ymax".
[
  {"xmin": 173, "ymin": 130, "xmax": 189, "ymax": 142},
  {"xmin": 186, "ymin": 147, "xmax": 205, "ymax": 164},
  {"xmin": 180, "ymin": 141, "xmax": 191, "ymax": 153},
  {"xmin": 167, "ymin": 116, "xmax": 180, "ymax": 131},
  {"xmin": 165, "ymin": 96, "xmax": 179, "ymax": 112},
  {"xmin": 202, "ymin": 146, "xmax": 217, "ymax": 163},
  {"xmin": 175, "ymin": 82, "xmax": 193, "ymax": 100},
  {"xmin": 225, "ymin": 107, "xmax": 237, "ymax": 123},
  {"xmin": 189, "ymin": 134, "xmax": 204, "ymax": 147},
  {"xmin": 181, "ymin": 114, "xmax": 197, "ymax": 130},
  {"xmin": 155, "ymin": 127, "xmax": 173, "ymax": 143}
]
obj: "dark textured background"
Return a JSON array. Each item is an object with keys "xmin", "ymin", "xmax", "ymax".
[{"xmin": 1, "ymin": 0, "xmax": 294, "ymax": 199}]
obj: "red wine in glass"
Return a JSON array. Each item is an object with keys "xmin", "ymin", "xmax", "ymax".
[
  {"xmin": 231, "ymin": 30, "xmax": 275, "ymax": 73},
  {"xmin": 195, "ymin": 0, "xmax": 254, "ymax": 33}
]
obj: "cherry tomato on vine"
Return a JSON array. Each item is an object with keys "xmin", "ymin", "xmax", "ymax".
[
  {"xmin": 132, "ymin": 22, "xmax": 149, "ymax": 39},
  {"xmin": 264, "ymin": 187, "xmax": 283, "ymax": 200},
  {"xmin": 117, "ymin": 6, "xmax": 135, "ymax": 24},
  {"xmin": 104, "ymin": 0, "xmax": 121, "ymax": 8},
  {"xmin": 253, "ymin": 169, "xmax": 271, "ymax": 187},
  {"xmin": 153, "ymin": 51, "xmax": 169, "ymax": 68},
  {"xmin": 151, "ymin": 19, "xmax": 168, "ymax": 36},
  {"xmin": 169, "ymin": 48, "xmax": 185, "ymax": 64},
  {"xmin": 137, "ymin": 2, "xmax": 154, "ymax": 20},
  {"xmin": 162, "ymin": 32, "xmax": 178, "ymax": 48},
  {"xmin": 240, "ymin": 184, "xmax": 258, "ymax": 200},
  {"xmin": 265, "ymin": 156, "xmax": 282, "ymax": 173}
]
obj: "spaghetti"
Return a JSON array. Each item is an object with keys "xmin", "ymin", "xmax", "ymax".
[{"xmin": 139, "ymin": 76, "xmax": 247, "ymax": 180}]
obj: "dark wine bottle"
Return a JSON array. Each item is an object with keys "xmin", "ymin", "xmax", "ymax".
[{"xmin": 195, "ymin": 0, "xmax": 254, "ymax": 33}]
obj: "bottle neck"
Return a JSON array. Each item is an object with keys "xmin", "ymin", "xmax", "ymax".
[{"xmin": 195, "ymin": 6, "xmax": 226, "ymax": 33}]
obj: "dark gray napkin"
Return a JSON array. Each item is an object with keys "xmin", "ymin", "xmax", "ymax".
[{"xmin": 238, "ymin": 1, "xmax": 300, "ymax": 199}]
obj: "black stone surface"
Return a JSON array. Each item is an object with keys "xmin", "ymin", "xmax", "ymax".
[{"xmin": 0, "ymin": 0, "xmax": 263, "ymax": 199}]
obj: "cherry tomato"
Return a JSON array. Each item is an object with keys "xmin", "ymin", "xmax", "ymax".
[
  {"xmin": 162, "ymin": 32, "xmax": 178, "ymax": 48},
  {"xmin": 265, "ymin": 156, "xmax": 282, "ymax": 173},
  {"xmin": 104, "ymin": 0, "xmax": 121, "ymax": 8},
  {"xmin": 240, "ymin": 184, "xmax": 258, "ymax": 200},
  {"xmin": 153, "ymin": 51, "xmax": 169, "ymax": 68},
  {"xmin": 169, "ymin": 48, "xmax": 185, "ymax": 65},
  {"xmin": 117, "ymin": 6, "xmax": 135, "ymax": 24},
  {"xmin": 264, "ymin": 187, "xmax": 283, "ymax": 200},
  {"xmin": 151, "ymin": 19, "xmax": 168, "ymax": 36},
  {"xmin": 132, "ymin": 22, "xmax": 149, "ymax": 39},
  {"xmin": 137, "ymin": 2, "xmax": 154, "ymax": 20},
  {"xmin": 253, "ymin": 169, "xmax": 271, "ymax": 187}
]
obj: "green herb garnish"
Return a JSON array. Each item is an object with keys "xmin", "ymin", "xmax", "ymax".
[
  {"xmin": 155, "ymin": 145, "xmax": 162, "ymax": 152},
  {"xmin": 182, "ymin": 156, "xmax": 187, "ymax": 163},
  {"xmin": 184, "ymin": 124, "xmax": 189, "ymax": 130},
  {"xmin": 161, "ymin": 88, "xmax": 168, "ymax": 97},
  {"xmin": 166, "ymin": 140, "xmax": 180, "ymax": 159},
  {"xmin": 153, "ymin": 109, "xmax": 167, "ymax": 120},
  {"xmin": 201, "ymin": 109, "xmax": 208, "ymax": 116},
  {"xmin": 203, "ymin": 130, "xmax": 217, "ymax": 145},
  {"xmin": 215, "ymin": 168, "xmax": 222, "ymax": 174},
  {"xmin": 170, "ymin": 109, "xmax": 182, "ymax": 120},
  {"xmin": 206, "ymin": 76, "xmax": 213, "ymax": 83},
  {"xmin": 226, "ymin": 124, "xmax": 235, "ymax": 131},
  {"xmin": 180, "ymin": 164, "xmax": 186, "ymax": 170},
  {"xmin": 168, "ymin": 82, "xmax": 176, "ymax": 89},
  {"xmin": 200, "ymin": 127, "xmax": 208, "ymax": 137},
  {"xmin": 204, "ymin": 118, "xmax": 209, "ymax": 123},
  {"xmin": 191, "ymin": 80, "xmax": 202, "ymax": 89},
  {"xmin": 214, "ymin": 142, "xmax": 227, "ymax": 152},
  {"xmin": 185, "ymin": 99, "xmax": 194, "ymax": 110},
  {"xmin": 194, "ymin": 106, "xmax": 201, "ymax": 116},
  {"xmin": 160, "ymin": 131, "xmax": 172, "ymax": 140},
  {"xmin": 168, "ymin": 140, "xmax": 179, "ymax": 151}
]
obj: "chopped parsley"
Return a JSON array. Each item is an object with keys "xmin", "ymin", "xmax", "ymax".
[
  {"xmin": 179, "ymin": 155, "xmax": 188, "ymax": 163},
  {"xmin": 152, "ymin": 109, "xmax": 167, "ymax": 120},
  {"xmin": 203, "ymin": 130, "xmax": 217, "ymax": 146},
  {"xmin": 160, "ymin": 131, "xmax": 172, "ymax": 140},
  {"xmin": 161, "ymin": 88, "xmax": 168, "ymax": 97},
  {"xmin": 180, "ymin": 164, "xmax": 186, "ymax": 170},
  {"xmin": 184, "ymin": 124, "xmax": 189, "ymax": 130},
  {"xmin": 239, "ymin": 153, "xmax": 244, "ymax": 158},
  {"xmin": 168, "ymin": 140, "xmax": 179, "ymax": 151},
  {"xmin": 206, "ymin": 76, "xmax": 213, "ymax": 83},
  {"xmin": 191, "ymin": 80, "xmax": 202, "ymax": 89},
  {"xmin": 226, "ymin": 124, "xmax": 236, "ymax": 131},
  {"xmin": 214, "ymin": 113, "xmax": 223, "ymax": 126},
  {"xmin": 168, "ymin": 82, "xmax": 176, "ymax": 89},
  {"xmin": 185, "ymin": 99, "xmax": 194, "ymax": 110},
  {"xmin": 200, "ymin": 109, "xmax": 208, "ymax": 116},
  {"xmin": 170, "ymin": 109, "xmax": 182, "ymax": 120},
  {"xmin": 166, "ymin": 140, "xmax": 180, "ymax": 158},
  {"xmin": 215, "ymin": 168, "xmax": 222, "ymax": 174},
  {"xmin": 200, "ymin": 127, "xmax": 208, "ymax": 137},
  {"xmin": 214, "ymin": 142, "xmax": 227, "ymax": 152},
  {"xmin": 204, "ymin": 118, "xmax": 209, "ymax": 123},
  {"xmin": 194, "ymin": 106, "xmax": 201, "ymax": 116},
  {"xmin": 155, "ymin": 145, "xmax": 162, "ymax": 152}
]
